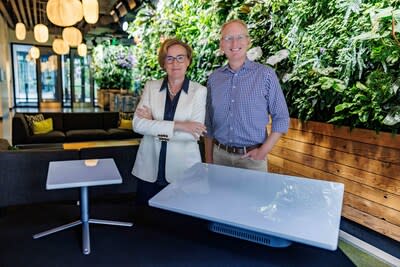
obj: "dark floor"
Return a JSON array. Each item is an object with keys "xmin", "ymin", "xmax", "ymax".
[{"xmin": 0, "ymin": 199, "xmax": 355, "ymax": 267}]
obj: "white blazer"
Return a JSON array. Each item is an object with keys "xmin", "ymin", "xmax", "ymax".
[{"xmin": 132, "ymin": 79, "xmax": 207, "ymax": 183}]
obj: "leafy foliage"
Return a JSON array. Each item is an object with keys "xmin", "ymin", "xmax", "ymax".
[
  {"xmin": 125, "ymin": 0, "xmax": 400, "ymax": 133},
  {"xmin": 91, "ymin": 42, "xmax": 137, "ymax": 91}
]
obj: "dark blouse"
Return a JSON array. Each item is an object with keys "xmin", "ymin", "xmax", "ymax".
[{"xmin": 156, "ymin": 77, "xmax": 190, "ymax": 185}]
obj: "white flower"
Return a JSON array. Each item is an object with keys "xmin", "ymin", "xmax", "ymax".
[
  {"xmin": 247, "ymin": 46, "xmax": 263, "ymax": 61},
  {"xmin": 266, "ymin": 49, "xmax": 290, "ymax": 66},
  {"xmin": 282, "ymin": 73, "xmax": 291, "ymax": 83}
]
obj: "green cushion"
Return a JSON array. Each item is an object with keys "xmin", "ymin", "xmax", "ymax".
[
  {"xmin": 25, "ymin": 114, "xmax": 45, "ymax": 134},
  {"xmin": 33, "ymin": 118, "xmax": 53, "ymax": 134},
  {"xmin": 118, "ymin": 119, "xmax": 133, "ymax": 130}
]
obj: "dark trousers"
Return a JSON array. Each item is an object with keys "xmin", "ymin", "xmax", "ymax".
[{"xmin": 135, "ymin": 178, "xmax": 167, "ymax": 206}]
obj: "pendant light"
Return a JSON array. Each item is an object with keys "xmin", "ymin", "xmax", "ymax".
[
  {"xmin": 52, "ymin": 38, "xmax": 70, "ymax": 55},
  {"xmin": 78, "ymin": 43, "xmax": 87, "ymax": 57},
  {"xmin": 15, "ymin": 22, "xmax": 26, "ymax": 40},
  {"xmin": 34, "ymin": 2, "xmax": 49, "ymax": 43},
  {"xmin": 46, "ymin": 0, "xmax": 83, "ymax": 27},
  {"xmin": 34, "ymin": 24, "xmax": 49, "ymax": 43},
  {"xmin": 62, "ymin": 27, "xmax": 82, "ymax": 47},
  {"xmin": 82, "ymin": 0, "xmax": 99, "ymax": 24},
  {"xmin": 30, "ymin": 46, "xmax": 40, "ymax": 59}
]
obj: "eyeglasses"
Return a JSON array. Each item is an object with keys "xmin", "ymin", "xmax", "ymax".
[
  {"xmin": 221, "ymin": 34, "xmax": 249, "ymax": 43},
  {"xmin": 165, "ymin": 55, "xmax": 187, "ymax": 64}
]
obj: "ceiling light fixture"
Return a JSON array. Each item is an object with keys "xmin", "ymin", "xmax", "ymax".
[
  {"xmin": 110, "ymin": 10, "xmax": 119, "ymax": 22},
  {"xmin": 30, "ymin": 46, "xmax": 40, "ymax": 59},
  {"xmin": 126, "ymin": 0, "xmax": 137, "ymax": 10},
  {"xmin": 46, "ymin": 0, "xmax": 83, "ymax": 27},
  {"xmin": 15, "ymin": 22, "xmax": 26, "ymax": 40},
  {"xmin": 62, "ymin": 27, "xmax": 83, "ymax": 47},
  {"xmin": 52, "ymin": 38, "xmax": 70, "ymax": 55},
  {"xmin": 116, "ymin": 2, "xmax": 128, "ymax": 17},
  {"xmin": 34, "ymin": 24, "xmax": 49, "ymax": 43},
  {"xmin": 78, "ymin": 43, "xmax": 87, "ymax": 57},
  {"xmin": 82, "ymin": 0, "xmax": 99, "ymax": 24},
  {"xmin": 121, "ymin": 19, "xmax": 129, "ymax": 31}
]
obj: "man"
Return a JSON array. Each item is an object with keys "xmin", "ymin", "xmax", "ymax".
[{"xmin": 204, "ymin": 19, "xmax": 289, "ymax": 171}]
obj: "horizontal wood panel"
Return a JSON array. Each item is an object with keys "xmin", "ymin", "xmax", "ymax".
[
  {"xmin": 275, "ymin": 137, "xmax": 400, "ymax": 179},
  {"xmin": 281, "ymin": 127, "xmax": 400, "ymax": 165},
  {"xmin": 268, "ymin": 155, "xmax": 400, "ymax": 211},
  {"xmin": 270, "ymin": 146, "xmax": 400, "ymax": 195},
  {"xmin": 342, "ymin": 205, "xmax": 400, "ymax": 242},
  {"xmin": 289, "ymin": 118, "xmax": 400, "ymax": 150},
  {"xmin": 344, "ymin": 193, "xmax": 400, "ymax": 227}
]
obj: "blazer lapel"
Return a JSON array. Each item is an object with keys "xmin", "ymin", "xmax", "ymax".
[{"xmin": 153, "ymin": 80, "xmax": 167, "ymax": 121}]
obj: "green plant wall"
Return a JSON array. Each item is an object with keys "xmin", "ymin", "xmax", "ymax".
[
  {"xmin": 91, "ymin": 42, "xmax": 137, "ymax": 91},
  {"xmin": 126, "ymin": 0, "xmax": 400, "ymax": 133}
]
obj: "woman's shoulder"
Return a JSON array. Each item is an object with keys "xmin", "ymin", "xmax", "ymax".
[
  {"xmin": 145, "ymin": 79, "xmax": 164, "ymax": 88},
  {"xmin": 189, "ymin": 80, "xmax": 206, "ymax": 92}
]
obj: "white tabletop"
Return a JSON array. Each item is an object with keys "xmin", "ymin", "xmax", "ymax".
[
  {"xmin": 46, "ymin": 158, "xmax": 122, "ymax": 190},
  {"xmin": 149, "ymin": 163, "xmax": 344, "ymax": 250}
]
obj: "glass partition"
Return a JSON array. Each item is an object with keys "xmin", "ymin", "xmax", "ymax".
[
  {"xmin": 12, "ymin": 44, "xmax": 38, "ymax": 107},
  {"xmin": 38, "ymin": 47, "xmax": 60, "ymax": 103},
  {"xmin": 12, "ymin": 44, "xmax": 95, "ymax": 109}
]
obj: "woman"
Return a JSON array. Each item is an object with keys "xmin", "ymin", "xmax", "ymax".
[{"xmin": 132, "ymin": 38, "xmax": 207, "ymax": 204}]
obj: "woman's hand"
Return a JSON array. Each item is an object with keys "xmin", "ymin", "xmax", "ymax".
[
  {"xmin": 136, "ymin": 105, "xmax": 153, "ymax": 120},
  {"xmin": 174, "ymin": 121, "xmax": 207, "ymax": 139}
]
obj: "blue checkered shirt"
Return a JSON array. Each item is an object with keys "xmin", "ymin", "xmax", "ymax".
[{"xmin": 205, "ymin": 59, "xmax": 289, "ymax": 147}]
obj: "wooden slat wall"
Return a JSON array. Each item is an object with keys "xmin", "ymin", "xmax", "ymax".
[{"xmin": 267, "ymin": 118, "xmax": 400, "ymax": 242}]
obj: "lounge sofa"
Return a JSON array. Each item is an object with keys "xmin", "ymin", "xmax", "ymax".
[
  {"xmin": 0, "ymin": 139, "xmax": 139, "ymax": 209},
  {"xmin": 12, "ymin": 111, "xmax": 142, "ymax": 146}
]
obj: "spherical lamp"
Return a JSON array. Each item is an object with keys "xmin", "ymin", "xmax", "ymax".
[
  {"xmin": 82, "ymin": 0, "xmax": 99, "ymax": 24},
  {"xmin": 78, "ymin": 43, "xmax": 87, "ymax": 57},
  {"xmin": 34, "ymin": 24, "xmax": 49, "ymax": 43},
  {"xmin": 30, "ymin": 46, "xmax": 40, "ymax": 59},
  {"xmin": 15, "ymin": 22, "xmax": 26, "ymax": 40},
  {"xmin": 62, "ymin": 27, "xmax": 82, "ymax": 47},
  {"xmin": 52, "ymin": 38, "xmax": 70, "ymax": 55},
  {"xmin": 46, "ymin": 0, "xmax": 83, "ymax": 27}
]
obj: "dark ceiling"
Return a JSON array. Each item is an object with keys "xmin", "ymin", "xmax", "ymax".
[{"xmin": 0, "ymin": 0, "xmax": 141, "ymax": 44}]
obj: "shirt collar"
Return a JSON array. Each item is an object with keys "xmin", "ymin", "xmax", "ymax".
[
  {"xmin": 221, "ymin": 58, "xmax": 256, "ymax": 73},
  {"xmin": 160, "ymin": 76, "xmax": 190, "ymax": 94}
]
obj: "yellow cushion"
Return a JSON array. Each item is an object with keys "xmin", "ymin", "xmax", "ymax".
[
  {"xmin": 118, "ymin": 119, "xmax": 133, "ymax": 130},
  {"xmin": 33, "ymin": 118, "xmax": 53, "ymax": 134}
]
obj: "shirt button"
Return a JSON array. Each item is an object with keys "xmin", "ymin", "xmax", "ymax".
[
  {"xmin": 230, "ymin": 127, "xmax": 233, "ymax": 130},
  {"xmin": 231, "ymin": 99, "xmax": 234, "ymax": 103},
  {"xmin": 233, "ymin": 86, "xmax": 236, "ymax": 89}
]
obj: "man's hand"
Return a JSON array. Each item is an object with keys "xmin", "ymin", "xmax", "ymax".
[
  {"xmin": 242, "ymin": 148, "xmax": 267, "ymax": 160},
  {"xmin": 241, "ymin": 132, "xmax": 283, "ymax": 160}
]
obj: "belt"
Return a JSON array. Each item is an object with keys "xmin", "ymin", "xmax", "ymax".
[{"xmin": 214, "ymin": 140, "xmax": 262, "ymax": 155}]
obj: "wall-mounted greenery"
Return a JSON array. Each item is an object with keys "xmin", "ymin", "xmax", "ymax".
[
  {"xmin": 91, "ymin": 42, "xmax": 137, "ymax": 91},
  {"xmin": 126, "ymin": 0, "xmax": 400, "ymax": 133}
]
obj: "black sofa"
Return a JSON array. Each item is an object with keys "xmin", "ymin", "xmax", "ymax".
[
  {"xmin": 12, "ymin": 112, "xmax": 142, "ymax": 146},
  {"xmin": 0, "ymin": 141, "xmax": 139, "ymax": 209}
]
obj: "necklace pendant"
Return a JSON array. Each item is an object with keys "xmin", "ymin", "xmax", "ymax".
[{"xmin": 168, "ymin": 87, "xmax": 176, "ymax": 96}]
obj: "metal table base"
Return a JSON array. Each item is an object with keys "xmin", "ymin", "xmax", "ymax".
[{"xmin": 33, "ymin": 186, "xmax": 133, "ymax": 255}]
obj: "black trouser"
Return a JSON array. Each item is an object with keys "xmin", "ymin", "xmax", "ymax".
[{"xmin": 135, "ymin": 178, "xmax": 166, "ymax": 206}]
